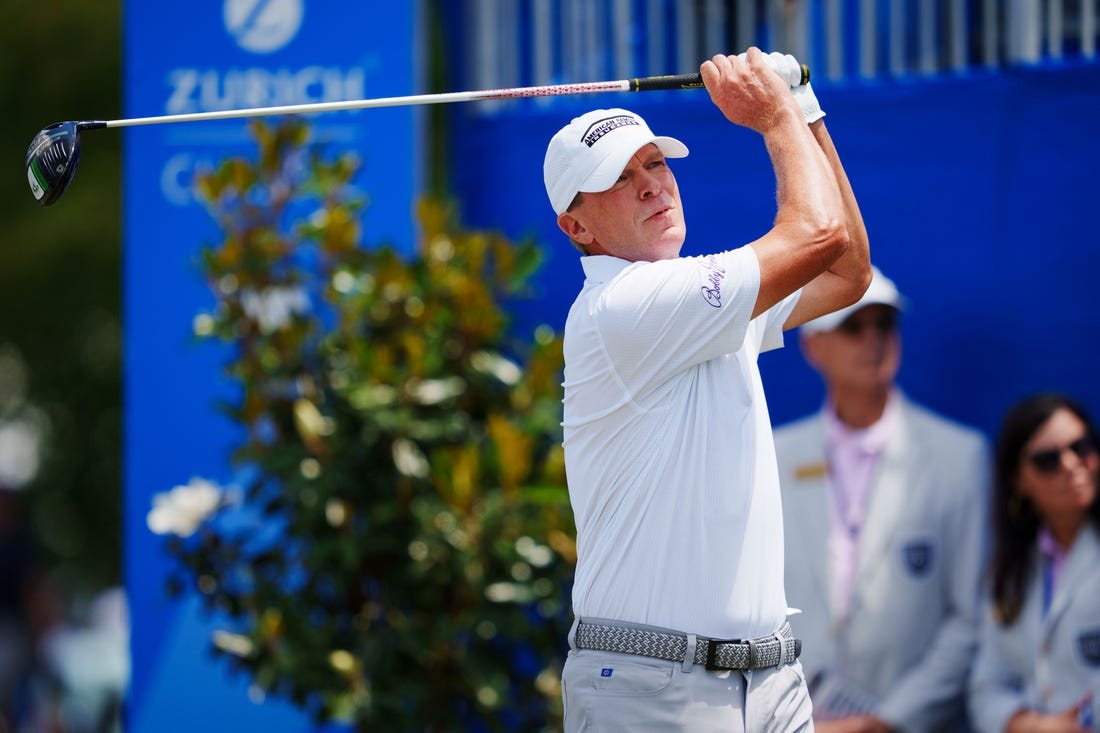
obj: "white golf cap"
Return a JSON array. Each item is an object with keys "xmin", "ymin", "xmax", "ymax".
[
  {"xmin": 543, "ymin": 108, "xmax": 689, "ymax": 215},
  {"xmin": 800, "ymin": 266, "xmax": 906, "ymax": 334}
]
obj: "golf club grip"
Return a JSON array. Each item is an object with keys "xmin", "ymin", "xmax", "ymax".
[
  {"xmin": 631, "ymin": 74, "xmax": 706, "ymax": 92},
  {"xmin": 631, "ymin": 63, "xmax": 810, "ymax": 92}
]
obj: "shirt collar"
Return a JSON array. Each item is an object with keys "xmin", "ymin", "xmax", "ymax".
[
  {"xmin": 580, "ymin": 255, "xmax": 632, "ymax": 283},
  {"xmin": 824, "ymin": 388, "xmax": 902, "ymax": 455},
  {"xmin": 1038, "ymin": 526, "xmax": 1068, "ymax": 561}
]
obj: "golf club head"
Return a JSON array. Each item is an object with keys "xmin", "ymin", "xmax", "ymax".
[{"xmin": 25, "ymin": 121, "xmax": 83, "ymax": 207}]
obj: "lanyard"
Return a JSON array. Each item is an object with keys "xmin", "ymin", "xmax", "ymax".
[
  {"xmin": 1080, "ymin": 693, "xmax": 1094, "ymax": 729},
  {"xmin": 1041, "ymin": 554, "xmax": 1054, "ymax": 618}
]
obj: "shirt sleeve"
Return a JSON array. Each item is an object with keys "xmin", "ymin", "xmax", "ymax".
[
  {"xmin": 592, "ymin": 247, "xmax": 759, "ymax": 396},
  {"xmin": 756, "ymin": 286, "xmax": 801, "ymax": 354}
]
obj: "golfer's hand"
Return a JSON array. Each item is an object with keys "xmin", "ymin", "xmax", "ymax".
[
  {"xmin": 700, "ymin": 48, "xmax": 800, "ymax": 133},
  {"xmin": 1005, "ymin": 707, "xmax": 1088, "ymax": 733},
  {"xmin": 814, "ymin": 716, "xmax": 894, "ymax": 733}
]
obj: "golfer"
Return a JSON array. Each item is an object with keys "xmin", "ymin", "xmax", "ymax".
[{"xmin": 544, "ymin": 49, "xmax": 871, "ymax": 731}]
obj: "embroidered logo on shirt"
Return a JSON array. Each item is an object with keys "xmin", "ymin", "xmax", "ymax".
[
  {"xmin": 901, "ymin": 540, "xmax": 934, "ymax": 576},
  {"xmin": 1078, "ymin": 629, "xmax": 1100, "ymax": 667},
  {"xmin": 699, "ymin": 255, "xmax": 725, "ymax": 308}
]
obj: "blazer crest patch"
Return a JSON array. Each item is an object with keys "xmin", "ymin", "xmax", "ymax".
[
  {"xmin": 901, "ymin": 539, "xmax": 934, "ymax": 577},
  {"xmin": 1079, "ymin": 628, "xmax": 1100, "ymax": 667}
]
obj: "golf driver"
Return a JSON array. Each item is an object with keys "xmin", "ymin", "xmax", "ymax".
[{"xmin": 26, "ymin": 56, "xmax": 809, "ymax": 207}]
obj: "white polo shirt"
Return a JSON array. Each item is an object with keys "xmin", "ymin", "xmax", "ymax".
[{"xmin": 562, "ymin": 246, "xmax": 800, "ymax": 640}]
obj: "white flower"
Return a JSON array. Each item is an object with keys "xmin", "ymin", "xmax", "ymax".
[
  {"xmin": 408, "ymin": 377, "xmax": 466, "ymax": 405},
  {"xmin": 470, "ymin": 351, "xmax": 522, "ymax": 386},
  {"xmin": 391, "ymin": 438, "xmax": 429, "ymax": 479},
  {"xmin": 147, "ymin": 477, "xmax": 224, "ymax": 537},
  {"xmin": 0, "ymin": 417, "xmax": 43, "ymax": 489},
  {"xmin": 212, "ymin": 630, "xmax": 254, "ymax": 658},
  {"xmin": 240, "ymin": 285, "xmax": 310, "ymax": 334}
]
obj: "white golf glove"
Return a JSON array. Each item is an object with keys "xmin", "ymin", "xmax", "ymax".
[
  {"xmin": 792, "ymin": 79, "xmax": 826, "ymax": 125},
  {"xmin": 738, "ymin": 50, "xmax": 825, "ymax": 124},
  {"xmin": 738, "ymin": 51, "xmax": 804, "ymax": 88}
]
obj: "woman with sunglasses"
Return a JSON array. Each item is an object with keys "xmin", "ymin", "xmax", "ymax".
[{"xmin": 969, "ymin": 393, "xmax": 1100, "ymax": 732}]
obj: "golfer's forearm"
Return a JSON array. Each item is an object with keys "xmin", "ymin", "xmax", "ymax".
[
  {"xmin": 766, "ymin": 111, "xmax": 847, "ymax": 261},
  {"xmin": 749, "ymin": 111, "xmax": 849, "ymax": 318},
  {"xmin": 812, "ymin": 121, "xmax": 870, "ymax": 287}
]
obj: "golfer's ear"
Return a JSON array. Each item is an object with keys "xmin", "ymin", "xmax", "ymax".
[{"xmin": 557, "ymin": 212, "xmax": 593, "ymax": 245}]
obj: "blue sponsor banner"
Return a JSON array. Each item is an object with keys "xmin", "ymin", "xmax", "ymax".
[
  {"xmin": 123, "ymin": 2, "xmax": 416, "ymax": 729},
  {"xmin": 450, "ymin": 66, "xmax": 1100, "ymax": 438}
]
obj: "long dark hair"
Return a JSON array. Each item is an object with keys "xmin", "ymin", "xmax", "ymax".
[{"xmin": 989, "ymin": 393, "xmax": 1100, "ymax": 624}]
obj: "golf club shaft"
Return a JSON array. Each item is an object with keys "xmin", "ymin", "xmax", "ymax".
[
  {"xmin": 81, "ymin": 65, "xmax": 804, "ymax": 130},
  {"xmin": 90, "ymin": 76, "xmax": 697, "ymax": 130}
]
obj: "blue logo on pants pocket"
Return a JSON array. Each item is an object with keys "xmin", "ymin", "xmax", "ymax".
[{"xmin": 601, "ymin": 668, "xmax": 613, "ymax": 677}]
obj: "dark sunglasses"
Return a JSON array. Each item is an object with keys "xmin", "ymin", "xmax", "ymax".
[
  {"xmin": 1026, "ymin": 436, "xmax": 1097, "ymax": 475},
  {"xmin": 836, "ymin": 310, "xmax": 898, "ymax": 337}
]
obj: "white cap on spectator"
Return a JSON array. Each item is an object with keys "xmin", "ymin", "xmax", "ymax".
[
  {"xmin": 800, "ymin": 266, "xmax": 906, "ymax": 334},
  {"xmin": 543, "ymin": 108, "xmax": 689, "ymax": 215}
]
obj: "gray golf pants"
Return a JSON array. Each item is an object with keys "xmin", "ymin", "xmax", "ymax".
[{"xmin": 561, "ymin": 647, "xmax": 814, "ymax": 732}]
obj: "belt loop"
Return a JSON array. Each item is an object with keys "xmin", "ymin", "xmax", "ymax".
[
  {"xmin": 568, "ymin": 616, "xmax": 580, "ymax": 650},
  {"xmin": 682, "ymin": 633, "xmax": 697, "ymax": 673},
  {"xmin": 775, "ymin": 624, "xmax": 795, "ymax": 664}
]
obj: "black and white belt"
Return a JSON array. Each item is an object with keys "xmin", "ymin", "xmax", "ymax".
[{"xmin": 574, "ymin": 618, "xmax": 801, "ymax": 671}]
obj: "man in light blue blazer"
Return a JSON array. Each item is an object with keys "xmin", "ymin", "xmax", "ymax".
[{"xmin": 774, "ymin": 267, "xmax": 991, "ymax": 733}]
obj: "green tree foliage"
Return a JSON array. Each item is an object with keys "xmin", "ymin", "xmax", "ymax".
[
  {"xmin": 0, "ymin": 1, "xmax": 123, "ymax": 593},
  {"xmin": 158, "ymin": 119, "xmax": 575, "ymax": 730}
]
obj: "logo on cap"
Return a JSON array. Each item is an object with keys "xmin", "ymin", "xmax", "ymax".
[{"xmin": 582, "ymin": 115, "xmax": 640, "ymax": 148}]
